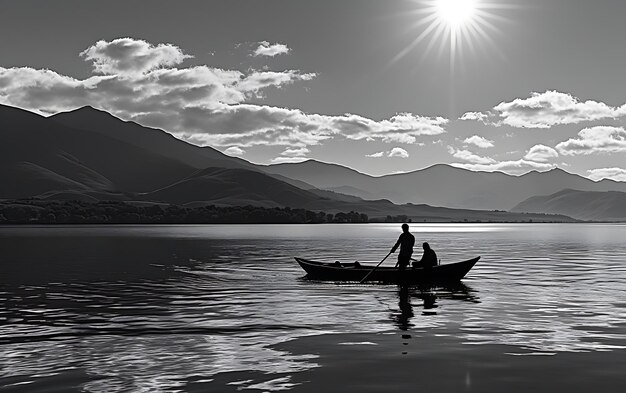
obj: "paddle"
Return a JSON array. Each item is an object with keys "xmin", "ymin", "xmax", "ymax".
[{"xmin": 359, "ymin": 251, "xmax": 393, "ymax": 283}]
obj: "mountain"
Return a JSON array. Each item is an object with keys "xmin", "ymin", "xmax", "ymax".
[
  {"xmin": 0, "ymin": 104, "xmax": 201, "ymax": 198},
  {"xmin": 261, "ymin": 160, "xmax": 626, "ymax": 210},
  {"xmin": 50, "ymin": 106, "xmax": 252, "ymax": 170},
  {"xmin": 141, "ymin": 167, "xmax": 576, "ymax": 222},
  {"xmin": 0, "ymin": 104, "xmax": 579, "ymax": 222},
  {"xmin": 511, "ymin": 189, "xmax": 626, "ymax": 221},
  {"xmin": 143, "ymin": 167, "xmax": 330, "ymax": 208}
]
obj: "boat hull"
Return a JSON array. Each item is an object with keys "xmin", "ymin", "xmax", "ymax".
[{"xmin": 295, "ymin": 256, "xmax": 480, "ymax": 284}]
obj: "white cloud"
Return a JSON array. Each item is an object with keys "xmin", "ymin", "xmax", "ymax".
[
  {"xmin": 463, "ymin": 135, "xmax": 494, "ymax": 148},
  {"xmin": 325, "ymin": 112, "xmax": 447, "ymax": 144},
  {"xmin": 253, "ymin": 41, "xmax": 290, "ymax": 57},
  {"xmin": 556, "ymin": 126, "xmax": 626, "ymax": 155},
  {"xmin": 130, "ymin": 105, "xmax": 445, "ymax": 148},
  {"xmin": 80, "ymin": 38, "xmax": 192, "ymax": 76},
  {"xmin": 448, "ymin": 144, "xmax": 557, "ymax": 174},
  {"xmin": 237, "ymin": 70, "xmax": 316, "ymax": 94},
  {"xmin": 270, "ymin": 156, "xmax": 308, "ymax": 164},
  {"xmin": 452, "ymin": 159, "xmax": 556, "ymax": 175},
  {"xmin": 587, "ymin": 167, "xmax": 626, "ymax": 182},
  {"xmin": 493, "ymin": 91, "xmax": 626, "ymax": 128},
  {"xmin": 459, "ymin": 111, "xmax": 490, "ymax": 123},
  {"xmin": 523, "ymin": 144, "xmax": 559, "ymax": 162},
  {"xmin": 388, "ymin": 147, "xmax": 409, "ymax": 158},
  {"xmin": 366, "ymin": 148, "xmax": 410, "ymax": 158},
  {"xmin": 224, "ymin": 146, "xmax": 245, "ymax": 156},
  {"xmin": 269, "ymin": 147, "xmax": 310, "ymax": 164},
  {"xmin": 447, "ymin": 147, "xmax": 496, "ymax": 165},
  {"xmin": 281, "ymin": 147, "xmax": 310, "ymax": 157},
  {"xmin": 0, "ymin": 37, "xmax": 447, "ymax": 150}
]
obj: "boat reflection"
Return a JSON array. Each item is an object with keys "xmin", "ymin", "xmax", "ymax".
[{"xmin": 391, "ymin": 283, "xmax": 480, "ymax": 331}]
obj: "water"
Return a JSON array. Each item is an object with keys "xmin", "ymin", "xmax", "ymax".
[{"xmin": 1, "ymin": 224, "xmax": 626, "ymax": 392}]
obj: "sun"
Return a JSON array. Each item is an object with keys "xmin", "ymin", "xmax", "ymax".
[
  {"xmin": 435, "ymin": 0, "xmax": 478, "ymax": 27},
  {"xmin": 392, "ymin": 0, "xmax": 510, "ymax": 68}
]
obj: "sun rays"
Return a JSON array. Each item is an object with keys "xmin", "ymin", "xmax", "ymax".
[{"xmin": 392, "ymin": 0, "xmax": 514, "ymax": 69}]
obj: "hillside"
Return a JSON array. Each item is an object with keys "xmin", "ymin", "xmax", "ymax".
[
  {"xmin": 0, "ymin": 104, "xmax": 197, "ymax": 197},
  {"xmin": 0, "ymin": 104, "xmax": 579, "ymax": 222},
  {"xmin": 511, "ymin": 189, "xmax": 626, "ymax": 221},
  {"xmin": 262, "ymin": 160, "xmax": 626, "ymax": 210},
  {"xmin": 143, "ymin": 167, "xmax": 331, "ymax": 208},
  {"xmin": 50, "ymin": 106, "xmax": 252, "ymax": 170}
]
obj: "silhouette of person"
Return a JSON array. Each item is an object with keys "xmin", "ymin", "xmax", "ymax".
[
  {"xmin": 412, "ymin": 242, "xmax": 438, "ymax": 269},
  {"xmin": 390, "ymin": 223, "xmax": 415, "ymax": 271}
]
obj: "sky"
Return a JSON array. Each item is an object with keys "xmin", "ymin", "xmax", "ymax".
[{"xmin": 0, "ymin": 0, "xmax": 625, "ymax": 180}]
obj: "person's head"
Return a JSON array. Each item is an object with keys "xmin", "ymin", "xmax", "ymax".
[
  {"xmin": 401, "ymin": 223, "xmax": 409, "ymax": 233},
  {"xmin": 423, "ymin": 242, "xmax": 430, "ymax": 250}
]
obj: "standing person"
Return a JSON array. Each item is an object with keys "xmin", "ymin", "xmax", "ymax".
[{"xmin": 390, "ymin": 223, "xmax": 415, "ymax": 270}]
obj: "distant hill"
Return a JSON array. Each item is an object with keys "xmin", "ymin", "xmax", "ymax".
[
  {"xmin": 141, "ymin": 167, "xmax": 576, "ymax": 222},
  {"xmin": 262, "ymin": 160, "xmax": 626, "ymax": 210},
  {"xmin": 511, "ymin": 189, "xmax": 626, "ymax": 221},
  {"xmin": 0, "ymin": 104, "xmax": 578, "ymax": 222}
]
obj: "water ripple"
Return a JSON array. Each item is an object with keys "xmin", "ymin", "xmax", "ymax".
[{"xmin": 1, "ymin": 223, "xmax": 626, "ymax": 391}]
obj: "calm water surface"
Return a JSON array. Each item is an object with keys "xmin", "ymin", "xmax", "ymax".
[{"xmin": 1, "ymin": 224, "xmax": 626, "ymax": 392}]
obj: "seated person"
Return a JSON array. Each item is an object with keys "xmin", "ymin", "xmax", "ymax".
[{"xmin": 412, "ymin": 242, "xmax": 438, "ymax": 268}]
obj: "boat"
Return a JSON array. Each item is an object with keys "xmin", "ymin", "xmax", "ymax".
[{"xmin": 295, "ymin": 256, "xmax": 480, "ymax": 284}]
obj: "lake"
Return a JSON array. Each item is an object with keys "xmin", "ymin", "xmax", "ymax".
[{"xmin": 1, "ymin": 223, "xmax": 626, "ymax": 392}]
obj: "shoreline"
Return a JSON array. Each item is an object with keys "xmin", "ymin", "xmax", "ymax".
[{"xmin": 2, "ymin": 221, "xmax": 625, "ymax": 226}]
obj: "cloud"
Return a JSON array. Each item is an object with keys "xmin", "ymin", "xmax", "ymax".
[
  {"xmin": 269, "ymin": 147, "xmax": 310, "ymax": 164},
  {"xmin": 452, "ymin": 159, "xmax": 556, "ymax": 174},
  {"xmin": 237, "ymin": 70, "xmax": 316, "ymax": 94},
  {"xmin": 448, "ymin": 144, "xmax": 556, "ymax": 174},
  {"xmin": 0, "ymin": 37, "xmax": 447, "ymax": 150},
  {"xmin": 447, "ymin": 147, "xmax": 496, "ymax": 165},
  {"xmin": 123, "ymin": 104, "xmax": 446, "ymax": 148},
  {"xmin": 281, "ymin": 147, "xmax": 310, "ymax": 157},
  {"xmin": 270, "ymin": 156, "xmax": 308, "ymax": 164},
  {"xmin": 366, "ymin": 147, "xmax": 409, "ymax": 158},
  {"xmin": 388, "ymin": 147, "xmax": 409, "ymax": 158},
  {"xmin": 523, "ymin": 144, "xmax": 559, "ymax": 162},
  {"xmin": 0, "ymin": 63, "xmax": 308, "ymax": 116},
  {"xmin": 325, "ymin": 112, "xmax": 447, "ymax": 144},
  {"xmin": 556, "ymin": 126, "xmax": 626, "ymax": 155},
  {"xmin": 224, "ymin": 146, "xmax": 245, "ymax": 156},
  {"xmin": 459, "ymin": 111, "xmax": 491, "ymax": 123},
  {"xmin": 493, "ymin": 91, "xmax": 626, "ymax": 128},
  {"xmin": 463, "ymin": 135, "xmax": 494, "ymax": 148},
  {"xmin": 253, "ymin": 41, "xmax": 290, "ymax": 57},
  {"xmin": 587, "ymin": 167, "xmax": 626, "ymax": 182},
  {"xmin": 80, "ymin": 38, "xmax": 192, "ymax": 76}
]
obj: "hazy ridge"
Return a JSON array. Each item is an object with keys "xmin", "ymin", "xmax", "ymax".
[{"xmin": 0, "ymin": 104, "xmax": 606, "ymax": 222}]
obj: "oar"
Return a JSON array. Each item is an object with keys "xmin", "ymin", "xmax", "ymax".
[{"xmin": 359, "ymin": 251, "xmax": 393, "ymax": 283}]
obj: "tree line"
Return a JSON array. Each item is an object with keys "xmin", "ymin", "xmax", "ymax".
[{"xmin": 0, "ymin": 199, "xmax": 369, "ymax": 224}]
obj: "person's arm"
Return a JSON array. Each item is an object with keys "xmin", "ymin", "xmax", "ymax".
[{"xmin": 390, "ymin": 235, "xmax": 402, "ymax": 253}]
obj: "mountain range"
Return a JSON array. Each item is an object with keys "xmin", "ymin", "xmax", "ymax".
[
  {"xmin": 262, "ymin": 160, "xmax": 626, "ymax": 211},
  {"xmin": 511, "ymin": 189, "xmax": 626, "ymax": 221},
  {"xmin": 1, "ymin": 104, "xmax": 624, "ymax": 221}
]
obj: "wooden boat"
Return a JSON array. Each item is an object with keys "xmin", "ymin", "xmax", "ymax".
[{"xmin": 295, "ymin": 256, "xmax": 480, "ymax": 284}]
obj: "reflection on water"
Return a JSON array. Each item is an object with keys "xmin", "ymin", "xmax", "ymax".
[
  {"xmin": 391, "ymin": 283, "xmax": 479, "ymax": 330},
  {"xmin": 1, "ymin": 224, "xmax": 626, "ymax": 391}
]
